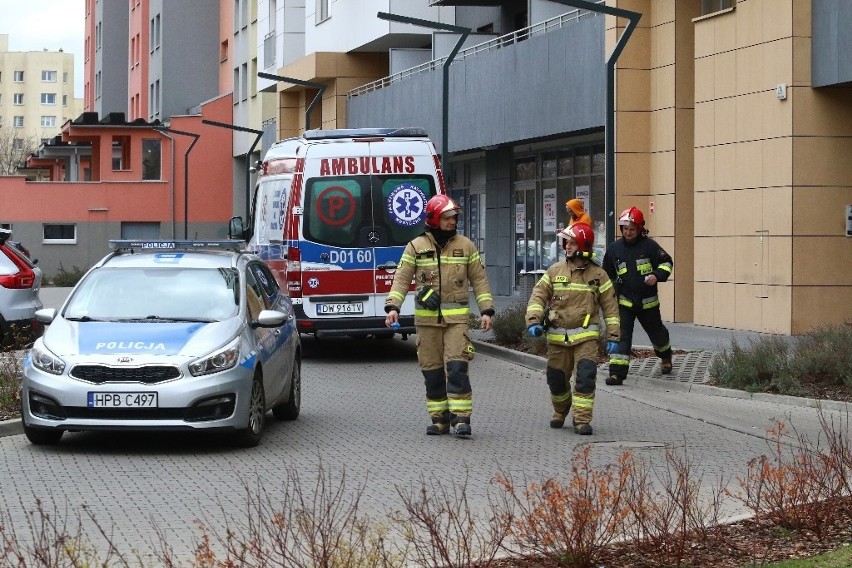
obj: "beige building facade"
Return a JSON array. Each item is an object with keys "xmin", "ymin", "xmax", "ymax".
[
  {"xmin": 609, "ymin": 0, "xmax": 852, "ymax": 334},
  {"xmin": 0, "ymin": 34, "xmax": 82, "ymax": 149}
]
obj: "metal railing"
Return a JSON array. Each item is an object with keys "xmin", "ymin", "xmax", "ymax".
[{"xmin": 348, "ymin": 1, "xmax": 604, "ymax": 98}]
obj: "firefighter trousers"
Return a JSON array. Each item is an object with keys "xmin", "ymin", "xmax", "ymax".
[
  {"xmin": 608, "ymin": 305, "xmax": 672, "ymax": 381},
  {"xmin": 416, "ymin": 323, "xmax": 475, "ymax": 426},
  {"xmin": 546, "ymin": 339, "xmax": 599, "ymax": 426}
]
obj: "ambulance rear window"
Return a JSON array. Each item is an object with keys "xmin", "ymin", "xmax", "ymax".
[{"xmin": 303, "ymin": 174, "xmax": 437, "ymax": 248}]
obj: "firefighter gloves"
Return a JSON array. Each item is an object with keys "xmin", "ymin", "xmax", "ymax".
[
  {"xmin": 528, "ymin": 324, "xmax": 544, "ymax": 337},
  {"xmin": 415, "ymin": 286, "xmax": 441, "ymax": 310}
]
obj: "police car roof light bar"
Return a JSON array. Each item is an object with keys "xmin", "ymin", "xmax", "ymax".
[
  {"xmin": 108, "ymin": 240, "xmax": 246, "ymax": 253},
  {"xmin": 303, "ymin": 127, "xmax": 427, "ymax": 141}
]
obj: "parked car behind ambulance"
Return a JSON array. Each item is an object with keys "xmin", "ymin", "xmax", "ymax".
[{"xmin": 231, "ymin": 127, "xmax": 446, "ymax": 339}]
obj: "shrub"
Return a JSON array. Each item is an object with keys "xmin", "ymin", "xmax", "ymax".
[
  {"xmin": 50, "ymin": 264, "xmax": 85, "ymax": 287},
  {"xmin": 709, "ymin": 335, "xmax": 802, "ymax": 395},
  {"xmin": 790, "ymin": 322, "xmax": 852, "ymax": 387},
  {"xmin": 491, "ymin": 301, "xmax": 528, "ymax": 345}
]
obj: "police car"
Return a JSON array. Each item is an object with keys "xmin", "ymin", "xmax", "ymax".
[{"xmin": 20, "ymin": 240, "xmax": 301, "ymax": 447}]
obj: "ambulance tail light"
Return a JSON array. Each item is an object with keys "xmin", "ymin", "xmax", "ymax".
[
  {"xmin": 286, "ymin": 246, "xmax": 302, "ymax": 296},
  {"xmin": 433, "ymin": 155, "xmax": 447, "ymax": 194}
]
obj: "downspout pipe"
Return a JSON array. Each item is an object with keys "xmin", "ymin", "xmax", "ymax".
[{"xmin": 546, "ymin": 0, "xmax": 641, "ymax": 245}]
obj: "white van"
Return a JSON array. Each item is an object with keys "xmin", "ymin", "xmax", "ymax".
[{"xmin": 232, "ymin": 127, "xmax": 446, "ymax": 339}]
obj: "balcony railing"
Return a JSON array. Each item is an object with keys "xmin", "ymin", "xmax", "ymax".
[{"xmin": 348, "ymin": 1, "xmax": 603, "ymax": 98}]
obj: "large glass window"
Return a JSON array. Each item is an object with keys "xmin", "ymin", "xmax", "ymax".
[{"xmin": 142, "ymin": 139, "xmax": 161, "ymax": 180}]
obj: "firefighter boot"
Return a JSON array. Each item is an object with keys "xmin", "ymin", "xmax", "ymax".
[
  {"xmin": 573, "ymin": 421, "xmax": 593, "ymax": 435},
  {"xmin": 550, "ymin": 412, "xmax": 566, "ymax": 429},
  {"xmin": 605, "ymin": 375, "xmax": 623, "ymax": 386},
  {"xmin": 426, "ymin": 411, "xmax": 452, "ymax": 436},
  {"xmin": 660, "ymin": 358, "xmax": 673, "ymax": 375},
  {"xmin": 454, "ymin": 417, "xmax": 472, "ymax": 436}
]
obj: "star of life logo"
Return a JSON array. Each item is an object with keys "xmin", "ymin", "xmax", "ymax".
[{"xmin": 386, "ymin": 184, "xmax": 426, "ymax": 227}]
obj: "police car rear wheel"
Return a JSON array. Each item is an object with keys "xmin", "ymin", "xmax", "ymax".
[
  {"xmin": 235, "ymin": 375, "xmax": 265, "ymax": 447},
  {"xmin": 273, "ymin": 356, "xmax": 301, "ymax": 421}
]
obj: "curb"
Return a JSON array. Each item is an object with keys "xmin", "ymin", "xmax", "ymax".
[
  {"xmin": 0, "ymin": 418, "xmax": 22, "ymax": 438},
  {"xmin": 472, "ymin": 338, "xmax": 851, "ymax": 412}
]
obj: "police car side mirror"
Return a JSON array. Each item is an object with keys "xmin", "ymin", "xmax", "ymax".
[
  {"xmin": 228, "ymin": 216, "xmax": 246, "ymax": 240},
  {"xmin": 35, "ymin": 308, "xmax": 57, "ymax": 324},
  {"xmin": 251, "ymin": 309, "xmax": 288, "ymax": 329}
]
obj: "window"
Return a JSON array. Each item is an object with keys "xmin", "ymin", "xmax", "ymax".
[
  {"xmin": 14, "ymin": 70, "xmax": 24, "ymax": 82},
  {"xmin": 13, "ymin": 93, "xmax": 23, "ymax": 105},
  {"xmin": 63, "ymin": 72, "xmax": 68, "ymax": 83},
  {"xmin": 142, "ymin": 139, "xmax": 161, "ymax": 180},
  {"xmin": 241, "ymin": 63, "xmax": 248, "ymax": 101},
  {"xmin": 41, "ymin": 116, "xmax": 56, "ymax": 128},
  {"xmin": 316, "ymin": 0, "xmax": 329, "ymax": 23},
  {"xmin": 62, "ymin": 94, "xmax": 68, "ymax": 106},
  {"xmin": 701, "ymin": 0, "xmax": 734, "ymax": 14},
  {"xmin": 14, "ymin": 116, "xmax": 24, "ymax": 128},
  {"xmin": 96, "ymin": 22, "xmax": 102, "ymax": 50},
  {"xmin": 43, "ymin": 224, "xmax": 77, "ymax": 244},
  {"xmin": 41, "ymin": 93, "xmax": 57, "ymax": 105},
  {"xmin": 150, "ymin": 15, "xmax": 161, "ymax": 49},
  {"xmin": 41, "ymin": 70, "xmax": 57, "ymax": 82},
  {"xmin": 96, "ymin": 71, "xmax": 101, "ymax": 98},
  {"xmin": 13, "ymin": 138, "xmax": 24, "ymax": 150}
]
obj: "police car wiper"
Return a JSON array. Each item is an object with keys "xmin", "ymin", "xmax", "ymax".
[
  {"xmin": 144, "ymin": 315, "xmax": 217, "ymax": 323},
  {"xmin": 65, "ymin": 315, "xmax": 104, "ymax": 322}
]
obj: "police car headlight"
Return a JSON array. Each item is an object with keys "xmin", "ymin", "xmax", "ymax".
[
  {"xmin": 189, "ymin": 338, "xmax": 241, "ymax": 377},
  {"xmin": 31, "ymin": 345, "xmax": 66, "ymax": 375}
]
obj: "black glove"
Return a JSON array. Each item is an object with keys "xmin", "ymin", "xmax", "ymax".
[{"xmin": 415, "ymin": 286, "xmax": 441, "ymax": 311}]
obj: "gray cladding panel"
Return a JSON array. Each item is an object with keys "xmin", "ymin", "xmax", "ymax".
[
  {"xmin": 812, "ymin": 0, "xmax": 852, "ymax": 87},
  {"xmin": 347, "ymin": 15, "xmax": 605, "ymax": 152}
]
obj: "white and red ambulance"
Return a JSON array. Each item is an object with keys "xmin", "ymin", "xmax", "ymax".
[{"xmin": 235, "ymin": 127, "xmax": 446, "ymax": 338}]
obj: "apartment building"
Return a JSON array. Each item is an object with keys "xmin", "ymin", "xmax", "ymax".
[{"xmin": 0, "ymin": 34, "xmax": 82, "ymax": 155}]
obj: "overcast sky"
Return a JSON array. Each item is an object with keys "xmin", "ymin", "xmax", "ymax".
[{"xmin": 0, "ymin": 0, "xmax": 85, "ymax": 98}]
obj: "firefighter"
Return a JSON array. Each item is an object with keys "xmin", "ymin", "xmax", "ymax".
[
  {"xmin": 525, "ymin": 223, "xmax": 620, "ymax": 435},
  {"xmin": 384, "ymin": 195, "xmax": 494, "ymax": 437},
  {"xmin": 602, "ymin": 207, "xmax": 674, "ymax": 385}
]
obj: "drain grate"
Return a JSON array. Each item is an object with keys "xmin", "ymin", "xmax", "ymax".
[{"xmin": 627, "ymin": 351, "xmax": 717, "ymax": 385}]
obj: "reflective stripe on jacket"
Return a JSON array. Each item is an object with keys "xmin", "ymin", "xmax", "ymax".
[
  {"xmin": 386, "ymin": 231, "xmax": 494, "ymax": 326},
  {"xmin": 525, "ymin": 256, "xmax": 620, "ymax": 346}
]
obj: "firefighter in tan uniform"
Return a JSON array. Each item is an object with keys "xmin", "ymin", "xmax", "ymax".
[
  {"xmin": 525, "ymin": 223, "xmax": 620, "ymax": 435},
  {"xmin": 385, "ymin": 195, "xmax": 495, "ymax": 437}
]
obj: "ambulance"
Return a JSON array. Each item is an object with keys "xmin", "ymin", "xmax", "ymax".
[{"xmin": 232, "ymin": 127, "xmax": 446, "ymax": 339}]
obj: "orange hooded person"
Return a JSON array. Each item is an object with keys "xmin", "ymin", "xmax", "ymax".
[{"xmin": 565, "ymin": 198, "xmax": 592, "ymax": 227}]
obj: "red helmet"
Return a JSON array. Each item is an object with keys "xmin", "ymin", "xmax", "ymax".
[
  {"xmin": 618, "ymin": 206, "xmax": 645, "ymax": 228},
  {"xmin": 557, "ymin": 222, "xmax": 594, "ymax": 253},
  {"xmin": 424, "ymin": 195, "xmax": 461, "ymax": 228}
]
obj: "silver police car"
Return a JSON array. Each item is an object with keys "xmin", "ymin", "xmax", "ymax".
[{"xmin": 21, "ymin": 240, "xmax": 301, "ymax": 447}]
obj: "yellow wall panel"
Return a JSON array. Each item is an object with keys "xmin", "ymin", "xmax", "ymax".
[
  {"xmin": 793, "ymin": 137, "xmax": 852, "ymax": 187},
  {"xmin": 734, "ymin": 235, "xmax": 761, "ymax": 283},
  {"xmin": 792, "ymin": 187, "xmax": 852, "ymax": 236},
  {"xmin": 734, "ymin": 285, "xmax": 764, "ymax": 329},
  {"xmin": 694, "ymin": 57, "xmax": 715, "ymax": 103},
  {"xmin": 792, "ymin": 287, "xmax": 852, "ymax": 334},
  {"xmin": 792, "ymin": 87, "xmax": 852, "ymax": 136},
  {"xmin": 713, "ymin": 282, "xmax": 737, "ymax": 328},
  {"xmin": 763, "ymin": 0, "xmax": 794, "ymax": 43},
  {"xmin": 762, "ymin": 90, "xmax": 793, "ymax": 139},
  {"xmin": 616, "ymin": 152, "xmax": 650, "ymax": 196},
  {"xmin": 650, "ymin": 65, "xmax": 675, "ymax": 111},
  {"xmin": 735, "ymin": 0, "xmax": 764, "ymax": 49},
  {"xmin": 714, "ymin": 98, "xmax": 737, "ymax": 145},
  {"xmin": 713, "ymin": 194, "xmax": 739, "ymax": 236},
  {"xmin": 735, "ymin": 92, "xmax": 764, "ymax": 142},
  {"xmin": 694, "ymin": 102, "xmax": 715, "ymax": 148},
  {"xmin": 793, "ymin": 237, "xmax": 852, "ymax": 286},
  {"xmin": 694, "ymin": 145, "xmax": 714, "ymax": 191},
  {"xmin": 650, "ymin": 108, "xmax": 675, "ymax": 152},
  {"xmin": 735, "ymin": 140, "xmax": 763, "ymax": 191},
  {"xmin": 651, "ymin": 20, "xmax": 675, "ymax": 68},
  {"xmin": 765, "ymin": 235, "xmax": 792, "ymax": 287},
  {"xmin": 711, "ymin": 235, "xmax": 733, "ymax": 280},
  {"xmin": 694, "ymin": 193, "xmax": 716, "ymax": 236},
  {"xmin": 762, "ymin": 37, "xmax": 793, "ymax": 88},
  {"xmin": 761, "ymin": 137, "xmax": 793, "ymax": 188},
  {"xmin": 649, "ymin": 150, "xmax": 675, "ymax": 195},
  {"xmin": 792, "ymin": 0, "xmax": 812, "ymax": 38},
  {"xmin": 732, "ymin": 186, "xmax": 763, "ymax": 234},
  {"xmin": 647, "ymin": 0, "xmax": 674, "ymax": 27},
  {"xmin": 693, "ymin": 280, "xmax": 714, "ymax": 324},
  {"xmin": 762, "ymin": 186, "xmax": 792, "ymax": 235},
  {"xmin": 714, "ymin": 51, "xmax": 737, "ymax": 99},
  {"xmin": 619, "ymin": 25, "xmax": 651, "ymax": 70},
  {"xmin": 762, "ymin": 285, "xmax": 792, "ymax": 334},
  {"xmin": 649, "ymin": 193, "xmax": 675, "ymax": 236},
  {"xmin": 735, "ymin": 43, "xmax": 764, "ymax": 95},
  {"xmin": 694, "ymin": 236, "xmax": 714, "ymax": 280},
  {"xmin": 617, "ymin": 68, "xmax": 651, "ymax": 111},
  {"xmin": 714, "ymin": 143, "xmax": 737, "ymax": 191},
  {"xmin": 616, "ymin": 111, "xmax": 651, "ymax": 153},
  {"xmin": 792, "ymin": 36, "xmax": 811, "ymax": 87},
  {"xmin": 694, "ymin": 18, "xmax": 715, "ymax": 59}
]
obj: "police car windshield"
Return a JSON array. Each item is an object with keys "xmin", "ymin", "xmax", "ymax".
[{"xmin": 64, "ymin": 267, "xmax": 239, "ymax": 321}]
